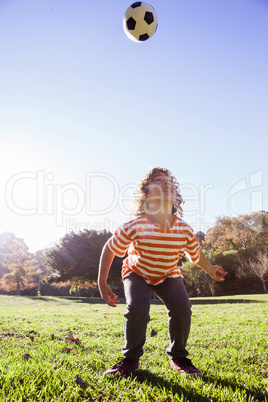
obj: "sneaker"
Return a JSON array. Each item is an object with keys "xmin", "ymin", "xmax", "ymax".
[
  {"xmin": 103, "ymin": 358, "xmax": 139, "ymax": 376},
  {"xmin": 170, "ymin": 357, "xmax": 202, "ymax": 377}
]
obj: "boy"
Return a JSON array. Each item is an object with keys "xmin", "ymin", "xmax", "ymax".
[{"xmin": 98, "ymin": 167, "xmax": 227, "ymax": 377}]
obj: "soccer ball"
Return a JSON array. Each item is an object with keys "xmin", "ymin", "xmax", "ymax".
[{"xmin": 123, "ymin": 2, "xmax": 158, "ymax": 43}]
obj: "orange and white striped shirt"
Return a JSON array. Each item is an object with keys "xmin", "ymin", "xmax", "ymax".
[{"xmin": 107, "ymin": 214, "xmax": 200, "ymax": 285}]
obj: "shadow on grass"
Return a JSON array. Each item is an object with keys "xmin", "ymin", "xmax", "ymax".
[
  {"xmin": 108, "ymin": 369, "xmax": 212, "ymax": 402},
  {"xmin": 25, "ymin": 296, "xmax": 108, "ymax": 304},
  {"xmin": 151, "ymin": 297, "xmax": 265, "ymax": 305},
  {"xmin": 202, "ymin": 374, "xmax": 266, "ymax": 402},
  {"xmin": 107, "ymin": 370, "xmax": 266, "ymax": 402},
  {"xmin": 24, "ymin": 295, "xmax": 267, "ymax": 305},
  {"xmin": 189, "ymin": 298, "xmax": 264, "ymax": 305}
]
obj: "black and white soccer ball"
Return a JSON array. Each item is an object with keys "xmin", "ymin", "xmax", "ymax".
[{"xmin": 123, "ymin": 2, "xmax": 158, "ymax": 43}]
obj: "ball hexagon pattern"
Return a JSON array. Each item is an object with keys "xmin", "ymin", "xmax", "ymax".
[{"xmin": 123, "ymin": 2, "xmax": 158, "ymax": 42}]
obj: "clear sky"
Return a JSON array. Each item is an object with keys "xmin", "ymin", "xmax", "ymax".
[{"xmin": 0, "ymin": 0, "xmax": 267, "ymax": 252}]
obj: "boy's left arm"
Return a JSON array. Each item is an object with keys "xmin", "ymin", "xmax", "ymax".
[{"xmin": 197, "ymin": 249, "xmax": 228, "ymax": 282}]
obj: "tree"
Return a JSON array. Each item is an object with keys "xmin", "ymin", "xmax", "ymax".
[
  {"xmin": 0, "ymin": 261, "xmax": 8, "ymax": 280},
  {"xmin": 0, "ymin": 232, "xmax": 29, "ymax": 279},
  {"xmin": 0, "ymin": 232, "xmax": 30, "ymax": 259},
  {"xmin": 0, "ymin": 232, "xmax": 34, "ymax": 295},
  {"xmin": 0, "ymin": 259, "xmax": 42, "ymax": 295},
  {"xmin": 45, "ymin": 230, "xmax": 113, "ymax": 294},
  {"xmin": 34, "ymin": 250, "xmax": 54, "ymax": 293},
  {"xmin": 251, "ymin": 211, "xmax": 268, "ymax": 252},
  {"xmin": 249, "ymin": 250, "xmax": 268, "ymax": 293},
  {"xmin": 202, "ymin": 212, "xmax": 268, "ymax": 294},
  {"xmin": 1, "ymin": 264, "xmax": 27, "ymax": 295},
  {"xmin": 195, "ymin": 231, "xmax": 206, "ymax": 247},
  {"xmin": 205, "ymin": 212, "xmax": 268, "ymax": 263}
]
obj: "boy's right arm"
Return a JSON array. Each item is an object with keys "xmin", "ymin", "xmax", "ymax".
[{"xmin": 98, "ymin": 242, "xmax": 120, "ymax": 307}]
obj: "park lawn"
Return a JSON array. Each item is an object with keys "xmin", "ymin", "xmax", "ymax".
[{"xmin": 0, "ymin": 294, "xmax": 267, "ymax": 402}]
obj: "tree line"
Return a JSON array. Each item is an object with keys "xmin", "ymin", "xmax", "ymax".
[{"xmin": 0, "ymin": 211, "xmax": 267, "ymax": 297}]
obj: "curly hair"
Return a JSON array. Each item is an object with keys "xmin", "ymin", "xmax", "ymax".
[{"xmin": 132, "ymin": 167, "xmax": 184, "ymax": 218}]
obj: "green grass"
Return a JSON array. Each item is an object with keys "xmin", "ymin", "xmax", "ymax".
[{"xmin": 0, "ymin": 294, "xmax": 267, "ymax": 401}]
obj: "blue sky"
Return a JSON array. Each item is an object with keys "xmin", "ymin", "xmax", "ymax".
[{"xmin": 0, "ymin": 0, "xmax": 267, "ymax": 252}]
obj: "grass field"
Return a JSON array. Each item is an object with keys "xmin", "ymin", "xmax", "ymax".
[{"xmin": 0, "ymin": 294, "xmax": 267, "ymax": 402}]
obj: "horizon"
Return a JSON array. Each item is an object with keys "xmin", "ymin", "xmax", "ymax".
[{"xmin": 2, "ymin": 209, "xmax": 266, "ymax": 254}]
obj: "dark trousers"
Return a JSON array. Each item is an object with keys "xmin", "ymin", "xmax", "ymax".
[{"xmin": 122, "ymin": 272, "xmax": 192, "ymax": 363}]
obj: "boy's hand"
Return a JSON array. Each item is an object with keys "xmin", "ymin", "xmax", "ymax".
[
  {"xmin": 197, "ymin": 250, "xmax": 228, "ymax": 282},
  {"xmin": 210, "ymin": 265, "xmax": 228, "ymax": 282},
  {"xmin": 98, "ymin": 282, "xmax": 120, "ymax": 307}
]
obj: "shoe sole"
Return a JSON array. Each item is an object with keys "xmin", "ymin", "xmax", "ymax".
[
  {"xmin": 170, "ymin": 362, "xmax": 203, "ymax": 378},
  {"xmin": 103, "ymin": 370, "xmax": 137, "ymax": 377},
  {"xmin": 188, "ymin": 372, "xmax": 203, "ymax": 378},
  {"xmin": 103, "ymin": 366, "xmax": 139, "ymax": 377}
]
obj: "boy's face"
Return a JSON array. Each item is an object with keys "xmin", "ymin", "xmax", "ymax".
[{"xmin": 146, "ymin": 173, "xmax": 175, "ymax": 204}]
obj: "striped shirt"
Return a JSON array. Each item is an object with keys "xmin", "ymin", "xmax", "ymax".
[{"xmin": 107, "ymin": 214, "xmax": 200, "ymax": 285}]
